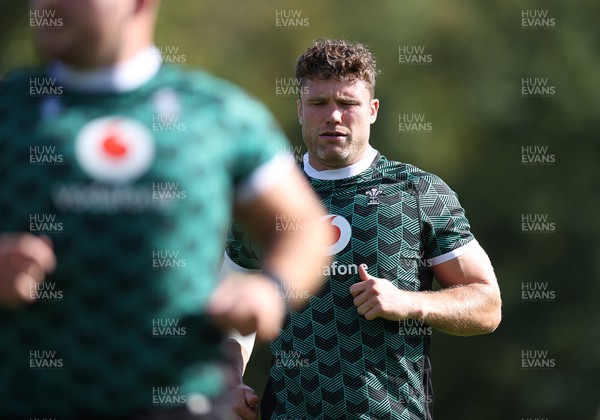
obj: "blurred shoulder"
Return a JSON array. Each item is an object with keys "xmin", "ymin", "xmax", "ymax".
[{"xmin": 155, "ymin": 65, "xmax": 274, "ymax": 120}]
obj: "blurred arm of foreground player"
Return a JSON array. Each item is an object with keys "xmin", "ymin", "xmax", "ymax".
[{"xmin": 206, "ymin": 166, "xmax": 331, "ymax": 342}]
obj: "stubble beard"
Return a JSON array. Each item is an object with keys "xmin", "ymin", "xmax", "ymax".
[{"xmin": 307, "ymin": 135, "xmax": 365, "ymax": 170}]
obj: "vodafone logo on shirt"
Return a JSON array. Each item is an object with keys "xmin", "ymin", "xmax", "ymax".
[
  {"xmin": 75, "ymin": 116, "xmax": 155, "ymax": 183},
  {"xmin": 321, "ymin": 214, "xmax": 352, "ymax": 256}
]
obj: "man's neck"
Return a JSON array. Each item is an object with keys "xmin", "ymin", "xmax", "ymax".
[
  {"xmin": 303, "ymin": 147, "xmax": 378, "ymax": 180},
  {"xmin": 48, "ymin": 46, "xmax": 162, "ymax": 94}
]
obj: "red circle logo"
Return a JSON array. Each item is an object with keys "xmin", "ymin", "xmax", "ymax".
[{"xmin": 75, "ymin": 116, "xmax": 155, "ymax": 184}]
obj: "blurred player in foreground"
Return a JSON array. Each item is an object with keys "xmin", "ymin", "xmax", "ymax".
[
  {"xmin": 0, "ymin": 0, "xmax": 330, "ymax": 418},
  {"xmin": 226, "ymin": 39, "xmax": 502, "ymax": 419}
]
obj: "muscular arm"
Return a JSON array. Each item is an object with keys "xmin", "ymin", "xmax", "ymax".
[
  {"xmin": 208, "ymin": 166, "xmax": 331, "ymax": 340},
  {"xmin": 414, "ymin": 242, "xmax": 501, "ymax": 335},
  {"xmin": 233, "ymin": 166, "xmax": 331, "ymax": 309},
  {"xmin": 350, "ymin": 242, "xmax": 501, "ymax": 336},
  {"xmin": 213, "ymin": 167, "xmax": 332, "ymax": 418}
]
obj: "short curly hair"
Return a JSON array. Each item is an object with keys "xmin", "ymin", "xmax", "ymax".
[{"xmin": 295, "ymin": 38, "xmax": 379, "ymax": 96}]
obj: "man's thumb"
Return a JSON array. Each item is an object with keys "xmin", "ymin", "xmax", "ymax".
[
  {"xmin": 358, "ymin": 264, "xmax": 370, "ymax": 281},
  {"xmin": 244, "ymin": 388, "xmax": 259, "ymax": 408}
]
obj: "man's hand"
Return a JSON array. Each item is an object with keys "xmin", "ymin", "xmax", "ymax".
[
  {"xmin": 349, "ymin": 264, "xmax": 418, "ymax": 321},
  {"xmin": 207, "ymin": 274, "xmax": 285, "ymax": 341},
  {"xmin": 229, "ymin": 383, "xmax": 259, "ymax": 420},
  {"xmin": 350, "ymin": 242, "xmax": 501, "ymax": 335},
  {"xmin": 0, "ymin": 234, "xmax": 56, "ymax": 308}
]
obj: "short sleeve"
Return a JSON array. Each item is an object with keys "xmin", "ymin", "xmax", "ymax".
[
  {"xmin": 220, "ymin": 92, "xmax": 293, "ymax": 203},
  {"xmin": 413, "ymin": 173, "xmax": 476, "ymax": 266}
]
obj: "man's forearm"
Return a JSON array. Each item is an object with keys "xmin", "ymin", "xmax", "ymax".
[
  {"xmin": 350, "ymin": 261, "xmax": 501, "ymax": 335},
  {"xmin": 410, "ymin": 283, "xmax": 502, "ymax": 336},
  {"xmin": 235, "ymin": 169, "xmax": 332, "ymax": 309}
]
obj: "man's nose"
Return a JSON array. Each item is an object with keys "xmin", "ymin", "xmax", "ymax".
[{"xmin": 325, "ymin": 106, "xmax": 343, "ymax": 125}]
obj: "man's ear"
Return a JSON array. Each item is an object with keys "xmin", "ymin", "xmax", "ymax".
[{"xmin": 369, "ymin": 98, "xmax": 380, "ymax": 124}]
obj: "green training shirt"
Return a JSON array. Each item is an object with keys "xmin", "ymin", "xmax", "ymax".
[{"xmin": 225, "ymin": 148, "xmax": 477, "ymax": 419}]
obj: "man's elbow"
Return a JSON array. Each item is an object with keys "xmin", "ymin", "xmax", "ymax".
[
  {"xmin": 482, "ymin": 292, "xmax": 502, "ymax": 334},
  {"xmin": 465, "ymin": 287, "xmax": 502, "ymax": 336}
]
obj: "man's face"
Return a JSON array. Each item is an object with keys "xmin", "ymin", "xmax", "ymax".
[
  {"xmin": 297, "ymin": 77, "xmax": 379, "ymax": 171},
  {"xmin": 30, "ymin": 0, "xmax": 135, "ymax": 68}
]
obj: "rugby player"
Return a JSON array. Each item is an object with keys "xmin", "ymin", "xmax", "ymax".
[
  {"xmin": 0, "ymin": 1, "xmax": 331, "ymax": 418},
  {"xmin": 226, "ymin": 39, "xmax": 502, "ymax": 419}
]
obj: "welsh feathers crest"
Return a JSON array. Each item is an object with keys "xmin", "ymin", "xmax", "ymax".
[{"xmin": 365, "ymin": 187, "xmax": 382, "ymax": 205}]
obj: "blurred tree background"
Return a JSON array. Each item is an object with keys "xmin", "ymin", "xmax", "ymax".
[{"xmin": 1, "ymin": 0, "xmax": 598, "ymax": 419}]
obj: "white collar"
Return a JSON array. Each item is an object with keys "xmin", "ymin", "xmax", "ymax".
[
  {"xmin": 48, "ymin": 46, "xmax": 162, "ymax": 94},
  {"xmin": 303, "ymin": 147, "xmax": 378, "ymax": 180}
]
